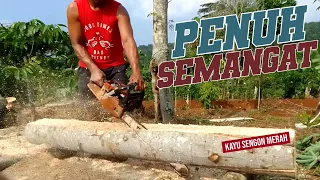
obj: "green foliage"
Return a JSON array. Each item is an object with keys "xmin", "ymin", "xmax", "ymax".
[
  {"xmin": 256, "ymin": 0, "xmax": 296, "ymax": 10},
  {"xmin": 3, "ymin": 56, "xmax": 42, "ymax": 80},
  {"xmin": 0, "ymin": 0, "xmax": 320, "ymax": 111},
  {"xmin": 199, "ymin": 83, "xmax": 221, "ymax": 109},
  {"xmin": 296, "ymin": 133, "xmax": 320, "ymax": 171},
  {"xmin": 198, "ymin": 0, "xmax": 258, "ymax": 18},
  {"xmin": 0, "ymin": 19, "xmax": 76, "ymax": 104},
  {"xmin": 311, "ymin": 48, "xmax": 320, "ymax": 74},
  {"xmin": 305, "ymin": 22, "xmax": 320, "ymax": 42},
  {"xmin": 186, "ymin": 0, "xmax": 320, "ymax": 109},
  {"xmin": 298, "ymin": 111, "xmax": 320, "ymax": 128}
]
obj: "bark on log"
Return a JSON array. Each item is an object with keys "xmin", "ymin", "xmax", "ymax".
[
  {"xmin": 0, "ymin": 156, "xmax": 21, "ymax": 171},
  {"xmin": 24, "ymin": 119, "xmax": 296, "ymax": 178}
]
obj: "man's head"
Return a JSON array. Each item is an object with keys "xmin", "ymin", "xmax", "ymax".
[
  {"xmin": 89, "ymin": 0, "xmax": 113, "ymax": 7},
  {"xmin": 91, "ymin": 0, "xmax": 103, "ymax": 3},
  {"xmin": 90, "ymin": 0, "xmax": 107, "ymax": 5},
  {"xmin": 5, "ymin": 97, "xmax": 16, "ymax": 110}
]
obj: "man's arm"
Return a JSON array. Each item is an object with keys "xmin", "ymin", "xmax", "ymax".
[
  {"xmin": 67, "ymin": 2, "xmax": 105, "ymax": 86},
  {"xmin": 117, "ymin": 5, "xmax": 143, "ymax": 80}
]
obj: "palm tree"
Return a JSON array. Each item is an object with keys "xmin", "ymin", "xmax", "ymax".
[
  {"xmin": 315, "ymin": 0, "xmax": 320, "ymax": 11},
  {"xmin": 198, "ymin": 0, "xmax": 257, "ymax": 18}
]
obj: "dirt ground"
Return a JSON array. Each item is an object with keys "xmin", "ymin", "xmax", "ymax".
[{"xmin": 0, "ymin": 98, "xmax": 320, "ymax": 180}]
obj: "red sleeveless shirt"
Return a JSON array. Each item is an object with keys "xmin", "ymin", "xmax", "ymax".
[{"xmin": 75, "ymin": 0, "xmax": 125, "ymax": 69}]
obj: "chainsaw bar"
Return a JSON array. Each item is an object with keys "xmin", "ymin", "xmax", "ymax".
[
  {"xmin": 88, "ymin": 82, "xmax": 188, "ymax": 177},
  {"xmin": 122, "ymin": 112, "xmax": 147, "ymax": 130}
]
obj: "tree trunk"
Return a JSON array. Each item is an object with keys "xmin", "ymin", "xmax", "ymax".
[
  {"xmin": 159, "ymin": 88, "xmax": 174, "ymax": 123},
  {"xmin": 254, "ymin": 86, "xmax": 258, "ymax": 99},
  {"xmin": 186, "ymin": 85, "xmax": 191, "ymax": 106},
  {"xmin": 0, "ymin": 156, "xmax": 22, "ymax": 171},
  {"xmin": 153, "ymin": 0, "xmax": 174, "ymax": 124},
  {"xmin": 149, "ymin": 59, "xmax": 161, "ymax": 122},
  {"xmin": 24, "ymin": 119, "xmax": 296, "ymax": 178},
  {"xmin": 305, "ymin": 86, "xmax": 311, "ymax": 99},
  {"xmin": 186, "ymin": 94, "xmax": 189, "ymax": 106},
  {"xmin": 174, "ymin": 87, "xmax": 177, "ymax": 113},
  {"xmin": 257, "ymin": 76, "xmax": 262, "ymax": 110}
]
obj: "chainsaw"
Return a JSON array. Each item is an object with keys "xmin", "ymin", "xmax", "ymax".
[
  {"xmin": 87, "ymin": 80, "xmax": 147, "ymax": 130},
  {"xmin": 87, "ymin": 80, "xmax": 190, "ymax": 177}
]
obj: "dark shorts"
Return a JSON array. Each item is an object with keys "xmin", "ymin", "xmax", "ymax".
[
  {"xmin": 77, "ymin": 64, "xmax": 128, "ymax": 100},
  {"xmin": 77, "ymin": 64, "xmax": 145, "ymax": 113}
]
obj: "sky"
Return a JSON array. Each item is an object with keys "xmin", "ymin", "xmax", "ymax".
[{"xmin": 0, "ymin": 0, "xmax": 319, "ymax": 45}]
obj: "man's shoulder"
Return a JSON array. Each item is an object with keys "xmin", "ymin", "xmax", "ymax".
[
  {"xmin": 67, "ymin": 1, "xmax": 78, "ymax": 11},
  {"xmin": 112, "ymin": 0, "xmax": 122, "ymax": 5},
  {"xmin": 116, "ymin": 3, "xmax": 129, "ymax": 18},
  {"xmin": 67, "ymin": 1, "xmax": 79, "ymax": 20}
]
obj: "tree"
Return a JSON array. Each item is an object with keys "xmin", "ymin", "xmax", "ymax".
[
  {"xmin": 150, "ymin": 0, "xmax": 174, "ymax": 123},
  {"xmin": 198, "ymin": 0, "xmax": 257, "ymax": 18},
  {"xmin": 194, "ymin": 0, "xmax": 300, "ymax": 109},
  {"xmin": 0, "ymin": 19, "xmax": 73, "ymax": 120},
  {"xmin": 305, "ymin": 22, "xmax": 320, "ymax": 42}
]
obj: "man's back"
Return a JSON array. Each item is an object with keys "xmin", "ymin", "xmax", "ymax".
[{"xmin": 73, "ymin": 0, "xmax": 125, "ymax": 70}]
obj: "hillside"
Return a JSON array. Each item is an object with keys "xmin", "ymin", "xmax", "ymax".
[
  {"xmin": 305, "ymin": 21, "xmax": 320, "ymax": 42},
  {"xmin": 138, "ymin": 43, "xmax": 174, "ymax": 64}
]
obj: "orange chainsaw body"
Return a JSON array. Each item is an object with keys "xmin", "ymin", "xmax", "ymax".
[{"xmin": 87, "ymin": 82, "xmax": 125, "ymax": 118}]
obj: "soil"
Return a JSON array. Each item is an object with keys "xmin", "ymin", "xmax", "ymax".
[
  {"xmin": 0, "ymin": 98, "xmax": 320, "ymax": 179},
  {"xmin": 1, "ymin": 152, "xmax": 224, "ymax": 180}
]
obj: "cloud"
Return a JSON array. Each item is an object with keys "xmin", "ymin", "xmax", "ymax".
[
  {"xmin": 117, "ymin": 0, "xmax": 319, "ymax": 45},
  {"xmin": 0, "ymin": 20, "xmax": 12, "ymax": 24},
  {"xmin": 297, "ymin": 0, "xmax": 320, "ymax": 22},
  {"xmin": 168, "ymin": 0, "xmax": 213, "ymax": 18},
  {"xmin": 119, "ymin": 0, "xmax": 213, "ymax": 20},
  {"xmin": 118, "ymin": 0, "xmax": 152, "ymax": 19},
  {"xmin": 120, "ymin": 0, "xmax": 319, "ymax": 22}
]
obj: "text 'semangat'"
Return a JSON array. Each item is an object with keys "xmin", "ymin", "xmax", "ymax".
[{"xmin": 156, "ymin": 5, "xmax": 319, "ymax": 89}]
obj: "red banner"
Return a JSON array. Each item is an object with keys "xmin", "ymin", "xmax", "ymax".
[{"xmin": 222, "ymin": 132, "xmax": 290, "ymax": 153}]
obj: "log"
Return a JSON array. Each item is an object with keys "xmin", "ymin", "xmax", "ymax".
[
  {"xmin": 0, "ymin": 156, "xmax": 21, "ymax": 171},
  {"xmin": 209, "ymin": 117, "xmax": 254, "ymax": 122},
  {"xmin": 24, "ymin": 119, "xmax": 296, "ymax": 178}
]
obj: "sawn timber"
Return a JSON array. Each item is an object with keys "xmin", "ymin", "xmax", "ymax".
[{"xmin": 24, "ymin": 119, "xmax": 296, "ymax": 178}]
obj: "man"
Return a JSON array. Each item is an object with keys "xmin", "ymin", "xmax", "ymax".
[
  {"xmin": 66, "ymin": 1, "xmax": 189, "ymax": 177},
  {"xmin": 67, "ymin": 0, "xmax": 145, "ymax": 103}
]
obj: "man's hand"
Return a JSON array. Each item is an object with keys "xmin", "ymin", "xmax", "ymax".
[
  {"xmin": 90, "ymin": 69, "xmax": 105, "ymax": 87},
  {"xmin": 129, "ymin": 72, "xmax": 145, "ymax": 91},
  {"xmin": 117, "ymin": 5, "xmax": 144, "ymax": 92}
]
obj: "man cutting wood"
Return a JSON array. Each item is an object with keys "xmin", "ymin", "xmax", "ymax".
[
  {"xmin": 66, "ymin": 1, "xmax": 190, "ymax": 177},
  {"xmin": 67, "ymin": 0, "xmax": 145, "ymax": 102}
]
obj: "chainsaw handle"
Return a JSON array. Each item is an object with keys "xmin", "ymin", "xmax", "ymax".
[
  {"xmin": 112, "ymin": 82, "xmax": 139, "ymax": 96},
  {"xmin": 127, "ymin": 82, "xmax": 137, "ymax": 90}
]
